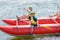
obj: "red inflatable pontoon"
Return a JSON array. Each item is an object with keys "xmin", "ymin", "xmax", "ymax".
[
  {"xmin": 2, "ymin": 18, "xmax": 60, "ymax": 25},
  {"xmin": 0, "ymin": 26, "xmax": 60, "ymax": 36}
]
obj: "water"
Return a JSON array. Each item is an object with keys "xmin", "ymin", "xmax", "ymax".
[{"xmin": 0, "ymin": 0, "xmax": 60, "ymax": 40}]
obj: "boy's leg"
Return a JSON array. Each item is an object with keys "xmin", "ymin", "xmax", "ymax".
[{"xmin": 29, "ymin": 24, "xmax": 34, "ymax": 36}]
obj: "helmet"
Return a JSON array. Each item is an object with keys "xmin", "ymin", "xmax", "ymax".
[{"xmin": 29, "ymin": 7, "xmax": 32, "ymax": 9}]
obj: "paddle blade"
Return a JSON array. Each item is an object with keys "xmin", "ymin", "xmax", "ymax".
[{"xmin": 42, "ymin": 26, "xmax": 53, "ymax": 30}]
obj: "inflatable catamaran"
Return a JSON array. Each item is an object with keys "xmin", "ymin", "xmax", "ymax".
[{"xmin": 0, "ymin": 16, "xmax": 60, "ymax": 36}]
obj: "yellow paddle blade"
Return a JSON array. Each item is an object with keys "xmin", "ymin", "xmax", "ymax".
[{"xmin": 42, "ymin": 26, "xmax": 53, "ymax": 30}]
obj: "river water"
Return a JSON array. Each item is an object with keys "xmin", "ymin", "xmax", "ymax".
[{"xmin": 0, "ymin": 0, "xmax": 60, "ymax": 40}]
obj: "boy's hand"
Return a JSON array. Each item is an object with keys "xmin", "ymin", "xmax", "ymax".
[{"xmin": 16, "ymin": 16, "xmax": 20, "ymax": 21}]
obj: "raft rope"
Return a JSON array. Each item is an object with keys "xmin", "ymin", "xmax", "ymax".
[
  {"xmin": 50, "ymin": 13, "xmax": 60, "ymax": 26},
  {"xmin": 51, "ymin": 18, "xmax": 60, "ymax": 26}
]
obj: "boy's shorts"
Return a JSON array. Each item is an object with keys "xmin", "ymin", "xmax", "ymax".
[{"xmin": 31, "ymin": 23, "xmax": 37, "ymax": 26}]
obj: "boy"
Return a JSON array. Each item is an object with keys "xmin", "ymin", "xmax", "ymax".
[{"xmin": 17, "ymin": 7, "xmax": 38, "ymax": 27}]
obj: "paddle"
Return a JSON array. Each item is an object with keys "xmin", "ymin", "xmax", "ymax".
[{"xmin": 42, "ymin": 26, "xmax": 53, "ymax": 30}]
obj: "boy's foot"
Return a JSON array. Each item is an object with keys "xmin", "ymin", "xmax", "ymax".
[{"xmin": 29, "ymin": 33, "xmax": 33, "ymax": 36}]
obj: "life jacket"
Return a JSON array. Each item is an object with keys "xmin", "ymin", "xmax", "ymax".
[
  {"xmin": 30, "ymin": 16, "xmax": 37, "ymax": 24},
  {"xmin": 29, "ymin": 12, "xmax": 37, "ymax": 24}
]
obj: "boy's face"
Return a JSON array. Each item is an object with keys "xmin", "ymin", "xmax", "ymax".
[{"xmin": 29, "ymin": 7, "xmax": 32, "ymax": 11}]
